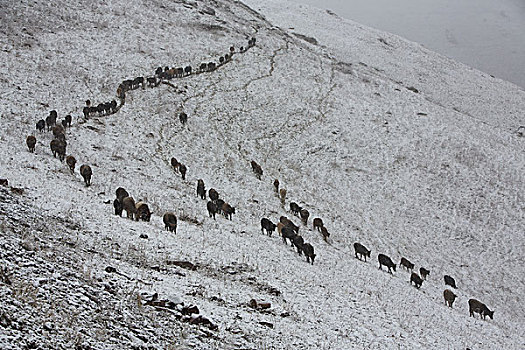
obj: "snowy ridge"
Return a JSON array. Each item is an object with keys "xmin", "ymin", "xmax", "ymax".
[{"xmin": 0, "ymin": 0, "xmax": 524, "ymax": 349}]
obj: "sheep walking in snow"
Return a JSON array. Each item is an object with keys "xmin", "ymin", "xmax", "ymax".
[
  {"xmin": 260, "ymin": 218, "xmax": 276, "ymax": 236},
  {"xmin": 179, "ymin": 112, "xmax": 188, "ymax": 125},
  {"xmin": 209, "ymin": 188, "xmax": 219, "ymax": 201},
  {"xmin": 46, "ymin": 110, "xmax": 57, "ymax": 131},
  {"xmin": 468, "ymin": 299, "xmax": 494, "ymax": 319},
  {"xmin": 79, "ymin": 164, "xmax": 92, "ymax": 186},
  {"xmin": 221, "ymin": 202, "xmax": 235, "ymax": 220},
  {"xmin": 420, "ymin": 267, "xmax": 430, "ymax": 280},
  {"xmin": 163, "ymin": 212, "xmax": 177, "ymax": 233},
  {"xmin": 171, "ymin": 157, "xmax": 180, "ymax": 172},
  {"xmin": 279, "ymin": 188, "xmax": 287, "ymax": 206},
  {"xmin": 250, "ymin": 160, "xmax": 263, "ymax": 179},
  {"xmin": 50, "ymin": 139, "xmax": 66, "ymax": 161},
  {"xmin": 207, "ymin": 201, "xmax": 218, "ymax": 220},
  {"xmin": 179, "ymin": 164, "xmax": 187, "ymax": 180},
  {"xmin": 444, "ymin": 275, "xmax": 457, "ymax": 289},
  {"xmin": 378, "ymin": 254, "xmax": 396, "ymax": 274},
  {"xmin": 320, "ymin": 226, "xmax": 330, "ymax": 241},
  {"xmin": 313, "ymin": 217, "xmax": 323, "ymax": 232},
  {"xmin": 197, "ymin": 179, "xmax": 206, "ymax": 199},
  {"xmin": 353, "ymin": 242, "xmax": 371, "ymax": 262},
  {"xmin": 410, "ymin": 272, "xmax": 424, "ymax": 289},
  {"xmin": 273, "ymin": 179, "xmax": 279, "ymax": 193},
  {"xmin": 36, "ymin": 119, "xmax": 45, "ymax": 132},
  {"xmin": 303, "ymin": 243, "xmax": 316, "ymax": 264},
  {"xmin": 444, "ymin": 289, "xmax": 457, "ymax": 308},
  {"xmin": 26, "ymin": 135, "xmax": 36, "ymax": 153},
  {"xmin": 122, "ymin": 196, "xmax": 137, "ymax": 220},
  {"xmin": 400, "ymin": 257, "xmax": 414, "ymax": 271},
  {"xmin": 116, "ymin": 187, "xmax": 129, "ymax": 203},
  {"xmin": 66, "ymin": 155, "xmax": 76, "ymax": 174},
  {"xmin": 135, "ymin": 202, "xmax": 151, "ymax": 222},
  {"xmin": 289, "ymin": 202, "xmax": 301, "ymax": 216}
]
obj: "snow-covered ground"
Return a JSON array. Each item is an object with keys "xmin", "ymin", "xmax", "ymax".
[{"xmin": 0, "ymin": 0, "xmax": 524, "ymax": 348}]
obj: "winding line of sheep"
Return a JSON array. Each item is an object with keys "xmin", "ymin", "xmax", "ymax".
[
  {"xmin": 352, "ymin": 242, "xmax": 494, "ymax": 319},
  {"xmin": 27, "ymin": 109, "xmax": 92, "ymax": 187},
  {"xmin": 22, "ymin": 34, "xmax": 495, "ymax": 324},
  {"xmin": 252, "ymin": 160, "xmax": 495, "ymax": 321},
  {"xmin": 25, "ymin": 38, "xmax": 258, "ymax": 187},
  {"xmin": 115, "ymin": 37, "xmax": 257, "ymax": 106}
]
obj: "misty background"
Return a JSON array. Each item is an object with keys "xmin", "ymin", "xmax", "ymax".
[{"xmin": 291, "ymin": 0, "xmax": 525, "ymax": 89}]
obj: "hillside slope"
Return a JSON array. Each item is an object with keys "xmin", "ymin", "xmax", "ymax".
[{"xmin": 0, "ymin": 0, "xmax": 524, "ymax": 349}]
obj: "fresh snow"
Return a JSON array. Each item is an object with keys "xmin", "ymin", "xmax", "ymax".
[{"xmin": 0, "ymin": 0, "xmax": 524, "ymax": 349}]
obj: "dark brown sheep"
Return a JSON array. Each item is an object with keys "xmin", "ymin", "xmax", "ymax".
[
  {"xmin": 207, "ymin": 201, "xmax": 218, "ymax": 220},
  {"xmin": 115, "ymin": 187, "xmax": 129, "ymax": 203},
  {"xmin": 320, "ymin": 226, "xmax": 330, "ymax": 241},
  {"xmin": 299, "ymin": 208, "xmax": 309, "ymax": 225},
  {"xmin": 171, "ymin": 157, "xmax": 180, "ymax": 172},
  {"xmin": 50, "ymin": 139, "xmax": 66, "ymax": 161},
  {"xmin": 179, "ymin": 112, "xmax": 188, "ymax": 125},
  {"xmin": 163, "ymin": 212, "xmax": 177, "ymax": 233},
  {"xmin": 209, "ymin": 188, "xmax": 219, "ymax": 201},
  {"xmin": 250, "ymin": 160, "xmax": 263, "ymax": 179},
  {"xmin": 260, "ymin": 218, "xmax": 276, "ymax": 236},
  {"xmin": 289, "ymin": 202, "xmax": 301, "ymax": 215},
  {"xmin": 410, "ymin": 272, "xmax": 424, "ymax": 289},
  {"xmin": 36, "ymin": 119, "xmax": 45, "ymax": 132},
  {"xmin": 420, "ymin": 267, "xmax": 430, "ymax": 280},
  {"xmin": 444, "ymin": 289, "xmax": 457, "ymax": 308},
  {"xmin": 122, "ymin": 196, "xmax": 136, "ymax": 220},
  {"xmin": 135, "ymin": 202, "xmax": 151, "ymax": 222},
  {"xmin": 197, "ymin": 179, "xmax": 206, "ymax": 199},
  {"xmin": 353, "ymin": 242, "xmax": 371, "ymax": 262},
  {"xmin": 313, "ymin": 218, "xmax": 323, "ymax": 231},
  {"xmin": 292, "ymin": 235, "xmax": 304, "ymax": 255},
  {"xmin": 279, "ymin": 188, "xmax": 286, "ymax": 205},
  {"xmin": 303, "ymin": 243, "xmax": 316, "ymax": 264},
  {"xmin": 468, "ymin": 299, "xmax": 494, "ymax": 319},
  {"xmin": 400, "ymin": 257, "xmax": 414, "ymax": 271},
  {"xmin": 444, "ymin": 275, "xmax": 457, "ymax": 289},
  {"xmin": 222, "ymin": 203, "xmax": 235, "ymax": 220},
  {"xmin": 26, "ymin": 135, "xmax": 36, "ymax": 153},
  {"xmin": 179, "ymin": 164, "xmax": 187, "ymax": 180},
  {"xmin": 281, "ymin": 226, "xmax": 296, "ymax": 246},
  {"xmin": 79, "ymin": 164, "xmax": 92, "ymax": 186},
  {"xmin": 64, "ymin": 114, "xmax": 72, "ymax": 127},
  {"xmin": 52, "ymin": 124, "xmax": 65, "ymax": 139},
  {"xmin": 378, "ymin": 254, "xmax": 396, "ymax": 274},
  {"xmin": 46, "ymin": 112, "xmax": 57, "ymax": 131},
  {"xmin": 273, "ymin": 179, "xmax": 279, "ymax": 193},
  {"xmin": 65, "ymin": 155, "xmax": 76, "ymax": 174}
]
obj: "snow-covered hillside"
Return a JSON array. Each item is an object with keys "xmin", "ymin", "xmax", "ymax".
[{"xmin": 1, "ymin": 0, "xmax": 524, "ymax": 348}]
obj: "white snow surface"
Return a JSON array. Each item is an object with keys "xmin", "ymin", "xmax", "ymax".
[{"xmin": 0, "ymin": 0, "xmax": 524, "ymax": 349}]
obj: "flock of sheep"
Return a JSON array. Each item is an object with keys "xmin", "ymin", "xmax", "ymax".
[
  {"xmin": 27, "ymin": 110, "xmax": 93, "ymax": 187},
  {"xmin": 23, "ymin": 34, "xmax": 494, "ymax": 323},
  {"xmin": 253, "ymin": 161, "xmax": 495, "ymax": 320}
]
